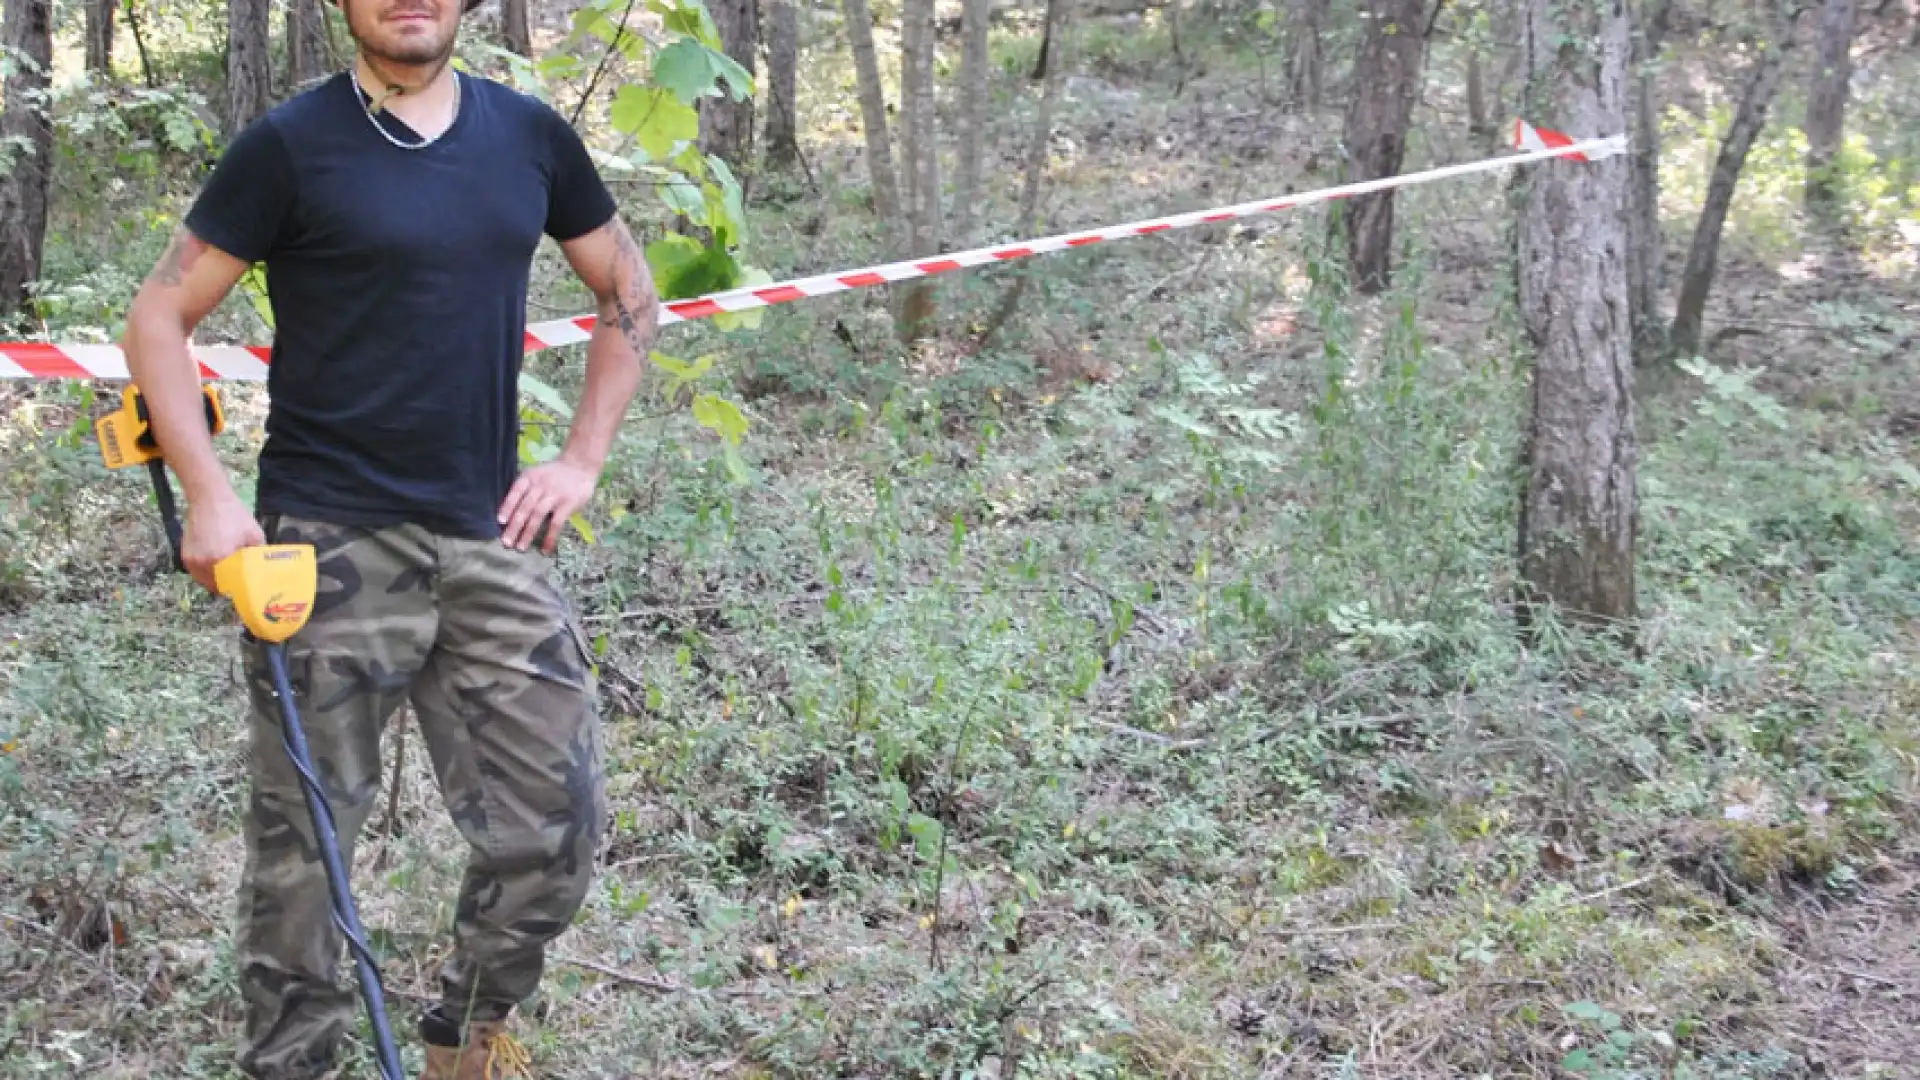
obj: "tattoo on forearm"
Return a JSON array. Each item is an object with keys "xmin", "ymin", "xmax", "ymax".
[
  {"xmin": 604, "ymin": 222, "xmax": 659, "ymax": 361},
  {"xmin": 148, "ymin": 228, "xmax": 204, "ymax": 288}
]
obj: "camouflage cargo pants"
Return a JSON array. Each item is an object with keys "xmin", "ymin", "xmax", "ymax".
[{"xmin": 232, "ymin": 513, "xmax": 606, "ymax": 1079}]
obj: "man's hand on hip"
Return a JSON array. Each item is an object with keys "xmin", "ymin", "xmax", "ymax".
[
  {"xmin": 183, "ymin": 493, "xmax": 266, "ymax": 593},
  {"xmin": 498, "ymin": 456, "xmax": 599, "ymax": 554}
]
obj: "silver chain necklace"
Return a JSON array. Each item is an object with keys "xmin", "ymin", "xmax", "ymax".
[{"xmin": 351, "ymin": 64, "xmax": 461, "ymax": 151}]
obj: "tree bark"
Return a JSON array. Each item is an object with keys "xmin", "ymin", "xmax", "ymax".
[
  {"xmin": 951, "ymin": 0, "xmax": 992, "ymax": 242},
  {"xmin": 287, "ymin": 0, "xmax": 331, "ymax": 89},
  {"xmin": 895, "ymin": 0, "xmax": 942, "ymax": 342},
  {"xmin": 840, "ymin": 0, "xmax": 904, "ymax": 238},
  {"xmin": 975, "ymin": 0, "xmax": 1074, "ymax": 349},
  {"xmin": 0, "ymin": 0, "xmax": 53, "ymax": 317},
  {"xmin": 226, "ymin": 0, "xmax": 273, "ymax": 134},
  {"xmin": 1467, "ymin": 45, "xmax": 1489, "ymax": 143},
  {"xmin": 1515, "ymin": 0, "xmax": 1638, "ymax": 628},
  {"xmin": 763, "ymin": 0, "xmax": 800, "ymax": 168},
  {"xmin": 1032, "ymin": 0, "xmax": 1057, "ymax": 80},
  {"xmin": 1802, "ymin": 0, "xmax": 1856, "ymax": 218},
  {"xmin": 1340, "ymin": 0, "xmax": 1433, "ymax": 294},
  {"xmin": 85, "ymin": 0, "xmax": 114, "ymax": 74},
  {"xmin": 699, "ymin": 0, "xmax": 759, "ymax": 175},
  {"xmin": 502, "ymin": 0, "xmax": 533, "ymax": 55},
  {"xmin": 1287, "ymin": 0, "xmax": 1327, "ymax": 108},
  {"xmin": 1668, "ymin": 8, "xmax": 1800, "ymax": 361},
  {"xmin": 126, "ymin": 0, "xmax": 156, "ymax": 87},
  {"xmin": 1626, "ymin": 0, "xmax": 1670, "ymax": 362}
]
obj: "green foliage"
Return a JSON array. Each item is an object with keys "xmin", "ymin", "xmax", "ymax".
[
  {"xmin": 479, "ymin": 0, "xmax": 769, "ymax": 511},
  {"xmin": 1659, "ymin": 99, "xmax": 1920, "ymax": 261}
]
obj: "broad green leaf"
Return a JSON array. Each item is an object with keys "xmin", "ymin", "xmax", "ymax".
[
  {"xmin": 658, "ymin": 172, "xmax": 706, "ymax": 220},
  {"xmin": 670, "ymin": 141, "xmax": 711, "ymax": 179},
  {"xmin": 649, "ymin": 351, "xmax": 715, "ymax": 403},
  {"xmin": 537, "ymin": 53, "xmax": 586, "ymax": 82},
  {"xmin": 652, "ymin": 39, "xmax": 724, "ymax": 104},
  {"xmin": 1560, "ymin": 1049, "xmax": 1595, "ymax": 1073},
  {"xmin": 707, "ymin": 47, "xmax": 754, "ymax": 100},
  {"xmin": 520, "ymin": 372, "xmax": 574, "ymax": 418},
  {"xmin": 610, "ymin": 86, "xmax": 698, "ymax": 160},
  {"xmin": 645, "ymin": 234, "xmax": 741, "ymax": 299},
  {"xmin": 645, "ymin": 232, "xmax": 710, "ymax": 296},
  {"xmin": 691, "ymin": 392, "xmax": 748, "ymax": 444},
  {"xmin": 649, "ymin": 0, "xmax": 720, "ymax": 46},
  {"xmin": 697, "ymin": 160, "xmax": 748, "ymax": 248},
  {"xmin": 645, "ymin": 40, "xmax": 753, "ymax": 104},
  {"xmin": 1564, "ymin": 1001, "xmax": 1605, "ymax": 1022},
  {"xmin": 572, "ymin": 3, "xmax": 618, "ymax": 44},
  {"xmin": 608, "ymin": 84, "xmax": 651, "ymax": 133}
]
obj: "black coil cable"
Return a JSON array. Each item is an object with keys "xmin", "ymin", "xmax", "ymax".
[{"xmin": 265, "ymin": 643, "xmax": 407, "ymax": 1079}]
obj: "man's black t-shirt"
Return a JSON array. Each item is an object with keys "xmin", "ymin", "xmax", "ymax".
[{"xmin": 184, "ymin": 70, "xmax": 617, "ymax": 539}]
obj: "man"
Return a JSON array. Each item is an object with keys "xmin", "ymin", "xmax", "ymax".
[{"xmin": 119, "ymin": 0, "xmax": 659, "ymax": 1074}]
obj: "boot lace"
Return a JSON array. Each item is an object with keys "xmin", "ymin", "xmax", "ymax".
[{"xmin": 483, "ymin": 1031, "xmax": 534, "ymax": 1079}]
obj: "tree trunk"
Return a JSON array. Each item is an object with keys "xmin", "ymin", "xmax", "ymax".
[
  {"xmin": 1626, "ymin": 0, "xmax": 1670, "ymax": 362},
  {"xmin": 1032, "ymin": 0, "xmax": 1057, "ymax": 80},
  {"xmin": 287, "ymin": 0, "xmax": 330, "ymax": 89},
  {"xmin": 0, "ymin": 0, "xmax": 53, "ymax": 317},
  {"xmin": 84, "ymin": 0, "xmax": 114, "ymax": 74},
  {"xmin": 1668, "ymin": 9, "xmax": 1799, "ymax": 361},
  {"xmin": 895, "ymin": 0, "xmax": 942, "ymax": 342},
  {"xmin": 763, "ymin": 0, "xmax": 800, "ymax": 168},
  {"xmin": 699, "ymin": 0, "xmax": 759, "ymax": 175},
  {"xmin": 226, "ymin": 0, "xmax": 272, "ymax": 135},
  {"xmin": 1802, "ymin": 0, "xmax": 1856, "ymax": 218},
  {"xmin": 1340, "ymin": 0, "xmax": 1432, "ymax": 294},
  {"xmin": 1515, "ymin": 0, "xmax": 1638, "ymax": 628},
  {"xmin": 951, "ymin": 0, "xmax": 992, "ymax": 242},
  {"xmin": 1467, "ymin": 45, "xmax": 1490, "ymax": 144},
  {"xmin": 841, "ymin": 0, "xmax": 904, "ymax": 238},
  {"xmin": 126, "ymin": 0, "xmax": 156, "ymax": 87},
  {"xmin": 975, "ymin": 0, "xmax": 1074, "ymax": 349},
  {"xmin": 1287, "ymin": 0, "xmax": 1326, "ymax": 108},
  {"xmin": 502, "ymin": 0, "xmax": 533, "ymax": 55}
]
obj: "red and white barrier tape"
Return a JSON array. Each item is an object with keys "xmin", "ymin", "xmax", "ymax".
[{"xmin": 1, "ymin": 123, "xmax": 1624, "ymax": 381}]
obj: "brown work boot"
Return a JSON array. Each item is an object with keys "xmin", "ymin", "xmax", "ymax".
[{"xmin": 419, "ymin": 1017, "xmax": 533, "ymax": 1080}]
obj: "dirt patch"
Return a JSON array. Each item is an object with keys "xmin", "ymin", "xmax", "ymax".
[{"xmin": 1756, "ymin": 859, "xmax": 1920, "ymax": 1078}]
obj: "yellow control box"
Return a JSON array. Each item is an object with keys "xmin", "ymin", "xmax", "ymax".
[
  {"xmin": 214, "ymin": 545, "xmax": 317, "ymax": 643},
  {"xmin": 96, "ymin": 384, "xmax": 226, "ymax": 470}
]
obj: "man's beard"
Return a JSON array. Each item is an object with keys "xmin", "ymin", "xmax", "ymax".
[{"xmin": 355, "ymin": 30, "xmax": 455, "ymax": 68}]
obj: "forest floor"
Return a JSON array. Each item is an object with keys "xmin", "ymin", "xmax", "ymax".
[{"xmin": 5, "ymin": 5, "xmax": 1920, "ymax": 1079}]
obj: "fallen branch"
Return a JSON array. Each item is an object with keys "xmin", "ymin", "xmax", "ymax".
[
  {"xmin": 555, "ymin": 953, "xmax": 683, "ymax": 994},
  {"xmin": 1560, "ymin": 874, "xmax": 1657, "ymax": 909},
  {"xmin": 1085, "ymin": 717, "xmax": 1207, "ymax": 749},
  {"xmin": 555, "ymin": 954, "xmax": 818, "ymax": 1000}
]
